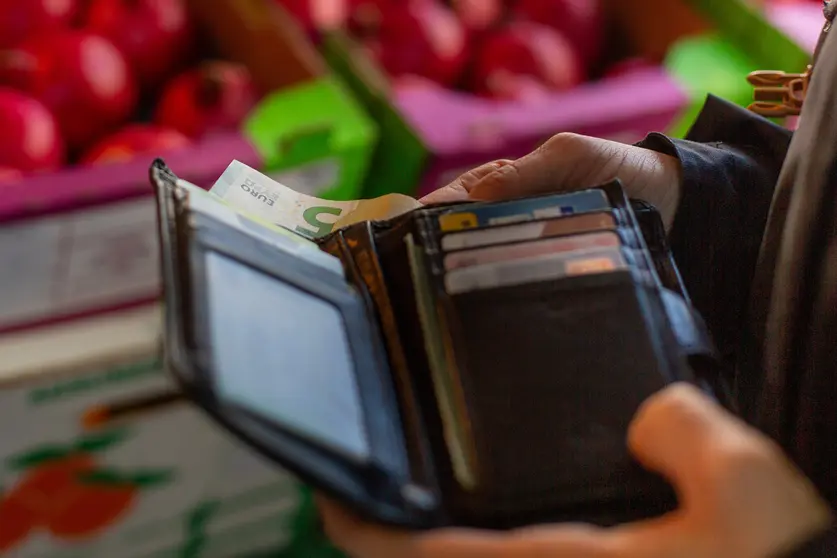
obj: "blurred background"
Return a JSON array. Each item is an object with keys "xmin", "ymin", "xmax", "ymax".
[{"xmin": 0, "ymin": 0, "xmax": 822, "ymax": 556}]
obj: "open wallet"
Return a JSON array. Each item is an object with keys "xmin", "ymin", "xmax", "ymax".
[{"xmin": 150, "ymin": 158, "xmax": 731, "ymax": 531}]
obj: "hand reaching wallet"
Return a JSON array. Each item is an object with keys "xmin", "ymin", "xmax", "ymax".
[{"xmin": 150, "ymin": 158, "xmax": 729, "ymax": 531}]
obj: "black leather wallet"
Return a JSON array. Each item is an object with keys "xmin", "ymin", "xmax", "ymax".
[{"xmin": 150, "ymin": 159, "xmax": 726, "ymax": 532}]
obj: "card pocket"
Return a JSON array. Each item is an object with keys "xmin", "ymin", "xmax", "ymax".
[
  {"xmin": 437, "ymin": 271, "xmax": 685, "ymax": 526},
  {"xmin": 427, "ymin": 210, "xmax": 639, "ymax": 253},
  {"xmin": 334, "ymin": 220, "xmax": 450, "ymax": 495}
]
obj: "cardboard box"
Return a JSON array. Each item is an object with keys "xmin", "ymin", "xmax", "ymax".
[
  {"xmin": 0, "ymin": 135, "xmax": 258, "ymax": 336},
  {"xmin": 0, "ymin": 0, "xmax": 377, "ymax": 336},
  {"xmin": 322, "ymin": 10, "xmax": 694, "ymax": 200},
  {"xmin": 0, "ymin": 306, "xmax": 311, "ymax": 557}
]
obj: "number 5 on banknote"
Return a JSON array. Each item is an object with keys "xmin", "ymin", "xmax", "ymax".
[{"xmin": 295, "ymin": 206, "xmax": 345, "ymax": 238}]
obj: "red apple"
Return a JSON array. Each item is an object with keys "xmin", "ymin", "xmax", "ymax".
[
  {"xmin": 347, "ymin": 0, "xmax": 396, "ymax": 38},
  {"xmin": 279, "ymin": 0, "xmax": 351, "ymax": 34},
  {"xmin": 449, "ymin": 0, "xmax": 503, "ymax": 33},
  {"xmin": 471, "ymin": 22, "xmax": 583, "ymax": 99},
  {"xmin": 0, "ymin": 0, "xmax": 78, "ymax": 49},
  {"xmin": 155, "ymin": 61, "xmax": 258, "ymax": 139},
  {"xmin": 370, "ymin": 1, "xmax": 469, "ymax": 86},
  {"xmin": 511, "ymin": 0, "xmax": 604, "ymax": 67},
  {"xmin": 0, "ymin": 31, "xmax": 138, "ymax": 152},
  {"xmin": 81, "ymin": 124, "xmax": 190, "ymax": 165},
  {"xmin": 84, "ymin": 0, "xmax": 194, "ymax": 89},
  {"xmin": 0, "ymin": 88, "xmax": 65, "ymax": 172}
]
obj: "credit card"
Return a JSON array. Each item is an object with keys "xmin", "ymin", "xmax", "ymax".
[
  {"xmin": 445, "ymin": 247, "xmax": 627, "ymax": 294},
  {"xmin": 437, "ymin": 190, "xmax": 610, "ymax": 233},
  {"xmin": 443, "ymin": 231, "xmax": 621, "ymax": 271},
  {"xmin": 441, "ymin": 212, "xmax": 617, "ymax": 252}
]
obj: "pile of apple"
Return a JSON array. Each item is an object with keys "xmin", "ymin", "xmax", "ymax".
[
  {"xmin": 0, "ymin": 0, "xmax": 262, "ymax": 183},
  {"xmin": 285, "ymin": 0, "xmax": 649, "ymax": 100}
]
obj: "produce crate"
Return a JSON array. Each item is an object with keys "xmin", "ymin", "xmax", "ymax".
[
  {"xmin": 0, "ymin": 0, "xmax": 376, "ymax": 336},
  {"xmin": 610, "ymin": 0, "xmax": 763, "ymax": 138},
  {"xmin": 670, "ymin": 0, "xmax": 817, "ymax": 134},
  {"xmin": 665, "ymin": 34, "xmax": 765, "ymax": 138},
  {"xmin": 321, "ymin": 1, "xmax": 722, "ymax": 199},
  {"xmin": 191, "ymin": 0, "xmax": 377, "ymax": 200},
  {"xmin": 685, "ymin": 0, "xmax": 812, "ymax": 71},
  {"xmin": 0, "ymin": 306, "xmax": 307, "ymax": 557},
  {"xmin": 0, "ymin": 135, "xmax": 257, "ymax": 335}
]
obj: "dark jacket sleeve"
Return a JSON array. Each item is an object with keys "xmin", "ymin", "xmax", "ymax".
[
  {"xmin": 781, "ymin": 527, "xmax": 837, "ymax": 558},
  {"xmin": 634, "ymin": 95, "xmax": 792, "ymax": 373}
]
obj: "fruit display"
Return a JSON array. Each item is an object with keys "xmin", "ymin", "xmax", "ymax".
[
  {"xmin": 288, "ymin": 0, "xmax": 613, "ymax": 99},
  {"xmin": 0, "ymin": 0, "xmax": 262, "ymax": 183},
  {"xmin": 0, "ymin": 0, "xmax": 376, "ymax": 338},
  {"xmin": 314, "ymin": 0, "xmax": 698, "ymax": 198}
]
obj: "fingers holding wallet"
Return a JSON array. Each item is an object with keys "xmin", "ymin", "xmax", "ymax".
[{"xmin": 319, "ymin": 383, "xmax": 833, "ymax": 558}]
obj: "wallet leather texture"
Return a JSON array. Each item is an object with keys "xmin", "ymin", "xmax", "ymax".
[{"xmin": 150, "ymin": 159, "xmax": 725, "ymax": 531}]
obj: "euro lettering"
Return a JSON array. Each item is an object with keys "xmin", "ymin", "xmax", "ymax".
[{"xmin": 239, "ymin": 178, "xmax": 275, "ymax": 207}]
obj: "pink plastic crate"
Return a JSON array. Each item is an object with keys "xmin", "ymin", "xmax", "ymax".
[
  {"xmin": 0, "ymin": 134, "xmax": 261, "ymax": 335},
  {"xmin": 400, "ymin": 67, "xmax": 689, "ymax": 198}
]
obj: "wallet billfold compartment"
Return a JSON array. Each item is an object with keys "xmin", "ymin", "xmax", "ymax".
[{"xmin": 150, "ymin": 159, "xmax": 726, "ymax": 531}]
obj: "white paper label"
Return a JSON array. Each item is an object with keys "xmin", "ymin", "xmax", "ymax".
[{"xmin": 0, "ymin": 198, "xmax": 160, "ymax": 330}]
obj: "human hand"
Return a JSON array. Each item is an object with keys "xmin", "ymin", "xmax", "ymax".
[
  {"xmin": 319, "ymin": 383, "xmax": 832, "ymax": 558},
  {"xmin": 420, "ymin": 133, "xmax": 683, "ymax": 230}
]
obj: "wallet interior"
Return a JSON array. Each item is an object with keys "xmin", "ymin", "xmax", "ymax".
[{"xmin": 151, "ymin": 160, "xmax": 724, "ymax": 531}]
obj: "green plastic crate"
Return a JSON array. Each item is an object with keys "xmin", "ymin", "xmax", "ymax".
[
  {"xmin": 245, "ymin": 75, "xmax": 378, "ymax": 201},
  {"xmin": 686, "ymin": 0, "xmax": 811, "ymax": 71},
  {"xmin": 665, "ymin": 33, "xmax": 765, "ymax": 137},
  {"xmin": 320, "ymin": 32, "xmax": 428, "ymax": 198}
]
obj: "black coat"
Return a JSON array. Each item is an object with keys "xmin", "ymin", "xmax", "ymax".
[{"xmin": 637, "ymin": 94, "xmax": 835, "ymax": 557}]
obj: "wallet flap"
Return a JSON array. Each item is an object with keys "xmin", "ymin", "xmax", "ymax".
[{"xmin": 149, "ymin": 160, "xmax": 441, "ymax": 527}]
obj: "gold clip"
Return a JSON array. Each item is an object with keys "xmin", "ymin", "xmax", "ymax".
[{"xmin": 746, "ymin": 66, "xmax": 812, "ymax": 117}]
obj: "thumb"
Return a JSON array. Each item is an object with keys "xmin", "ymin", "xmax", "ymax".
[{"xmin": 626, "ymin": 383, "xmax": 755, "ymax": 505}]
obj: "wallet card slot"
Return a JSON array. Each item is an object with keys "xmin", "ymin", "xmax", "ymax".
[
  {"xmin": 435, "ymin": 210, "xmax": 630, "ymax": 253},
  {"xmin": 338, "ymin": 222, "xmax": 442, "ymax": 494},
  {"xmin": 437, "ymin": 246, "xmax": 650, "ymax": 296},
  {"xmin": 432, "ymin": 271, "xmax": 684, "ymax": 524}
]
